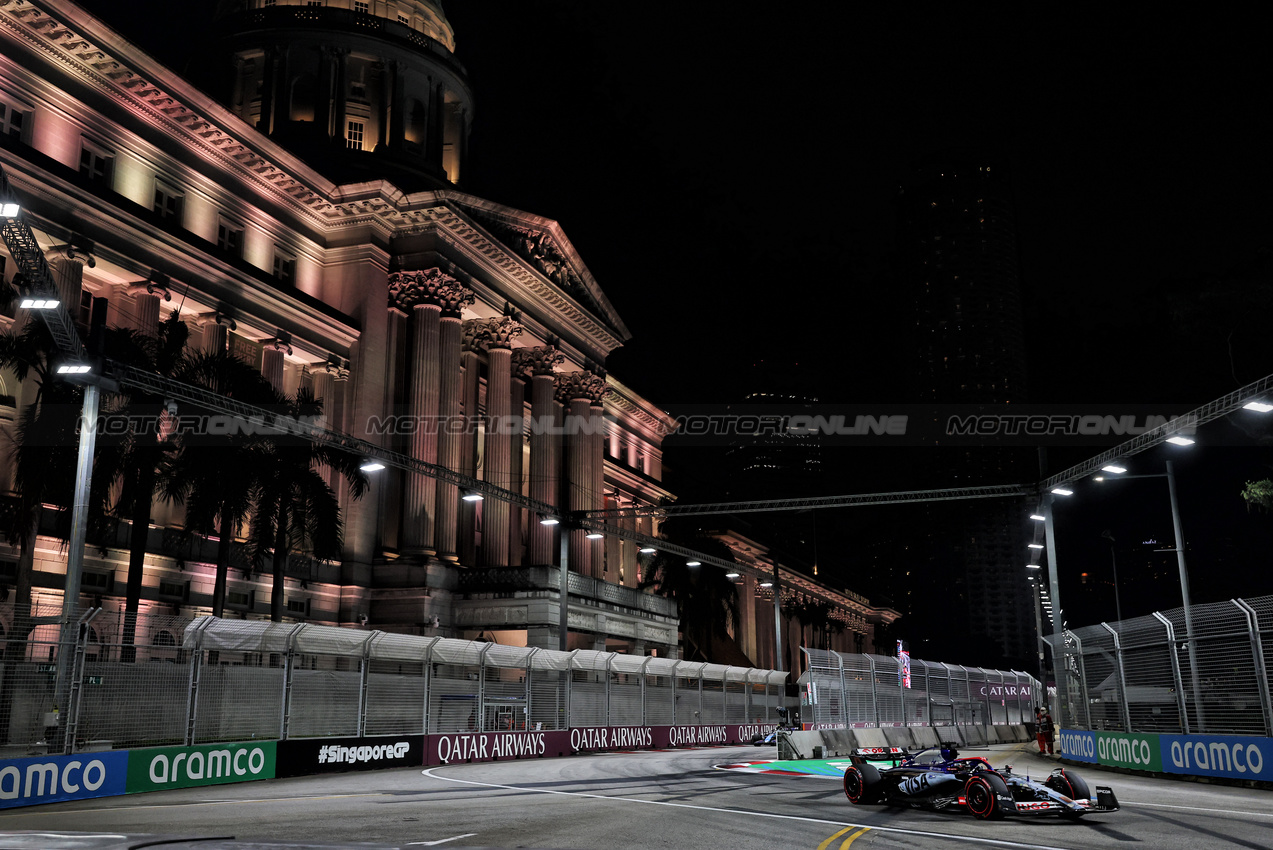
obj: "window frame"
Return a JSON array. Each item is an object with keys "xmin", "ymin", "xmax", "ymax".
[
  {"xmin": 152, "ymin": 179, "xmax": 185, "ymax": 224},
  {"xmin": 217, "ymin": 216, "xmax": 245, "ymax": 257},
  {"xmin": 78, "ymin": 137, "xmax": 114, "ymax": 187}
]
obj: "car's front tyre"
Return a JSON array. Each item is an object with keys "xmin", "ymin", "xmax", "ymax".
[
  {"xmin": 844, "ymin": 764, "xmax": 883, "ymax": 804},
  {"xmin": 965, "ymin": 773, "xmax": 1009, "ymax": 820}
]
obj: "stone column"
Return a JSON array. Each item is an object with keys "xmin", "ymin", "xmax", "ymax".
[
  {"xmin": 471, "ymin": 316, "xmax": 523, "ymax": 566},
  {"xmin": 558, "ymin": 372, "xmax": 592, "ymax": 577},
  {"xmin": 388, "ymin": 269, "xmax": 467, "ymax": 557},
  {"xmin": 586, "ymin": 374, "xmax": 609, "ymax": 579},
  {"xmin": 127, "ymin": 276, "xmax": 171, "ymax": 337},
  {"xmin": 48, "ymin": 246, "xmax": 94, "ymax": 318},
  {"xmin": 203, "ymin": 312, "xmax": 233, "ymax": 355},
  {"xmin": 521, "ymin": 346, "xmax": 563, "ymax": 565},
  {"xmin": 508, "ymin": 353, "xmax": 532, "ymax": 567},
  {"xmin": 388, "ymin": 59, "xmax": 405, "ymax": 151},
  {"xmin": 261, "ymin": 334, "xmax": 290, "ymax": 394},
  {"xmin": 458, "ymin": 321, "xmax": 483, "ymax": 566},
  {"xmin": 316, "ymin": 46, "xmax": 335, "ymax": 138},
  {"xmin": 259, "ymin": 44, "xmax": 280, "ymax": 134},
  {"xmin": 333, "ymin": 48, "xmax": 350, "ymax": 146},
  {"xmin": 433, "ymin": 284, "xmax": 473, "ymax": 558},
  {"xmin": 429, "ymin": 80, "xmax": 446, "ymax": 168}
]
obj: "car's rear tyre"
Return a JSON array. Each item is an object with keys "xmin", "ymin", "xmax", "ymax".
[
  {"xmin": 1047, "ymin": 769, "xmax": 1091, "ymax": 802},
  {"xmin": 844, "ymin": 764, "xmax": 883, "ymax": 804},
  {"xmin": 965, "ymin": 773, "xmax": 1008, "ymax": 820}
]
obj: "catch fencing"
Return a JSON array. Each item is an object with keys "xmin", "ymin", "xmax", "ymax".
[
  {"xmin": 1045, "ymin": 595, "xmax": 1273, "ymax": 737},
  {"xmin": 800, "ymin": 648, "xmax": 1040, "ymax": 728},
  {"xmin": 0, "ymin": 611, "xmax": 788, "ymax": 755}
]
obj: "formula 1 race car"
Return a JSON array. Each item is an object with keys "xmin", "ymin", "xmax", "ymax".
[{"xmin": 842, "ymin": 743, "xmax": 1119, "ymax": 820}]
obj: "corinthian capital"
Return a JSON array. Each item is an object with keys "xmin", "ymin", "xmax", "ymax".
[
  {"xmin": 387, "ymin": 267, "xmax": 468, "ymax": 312},
  {"xmin": 512, "ymin": 345, "xmax": 565, "ymax": 380},
  {"xmin": 553, "ymin": 370, "xmax": 593, "ymax": 404},
  {"xmin": 583, "ymin": 373, "xmax": 610, "ymax": 404},
  {"xmin": 462, "ymin": 316, "xmax": 523, "ymax": 352}
]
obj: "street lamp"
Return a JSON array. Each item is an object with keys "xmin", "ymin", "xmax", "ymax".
[{"xmin": 1099, "ymin": 529, "xmax": 1123, "ymax": 624}]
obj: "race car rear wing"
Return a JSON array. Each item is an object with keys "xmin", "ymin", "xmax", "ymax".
[{"xmin": 848, "ymin": 746, "xmax": 908, "ymax": 765}]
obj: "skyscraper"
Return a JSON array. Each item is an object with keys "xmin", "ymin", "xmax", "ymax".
[{"xmin": 895, "ymin": 155, "xmax": 1035, "ymax": 667}]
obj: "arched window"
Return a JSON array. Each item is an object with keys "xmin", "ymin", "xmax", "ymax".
[
  {"xmin": 405, "ymin": 98, "xmax": 427, "ymax": 146},
  {"xmin": 290, "ymin": 73, "xmax": 317, "ymax": 122}
]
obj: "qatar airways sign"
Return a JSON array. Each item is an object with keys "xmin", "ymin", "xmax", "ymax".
[{"xmin": 423, "ymin": 725, "xmax": 766, "ymax": 764}]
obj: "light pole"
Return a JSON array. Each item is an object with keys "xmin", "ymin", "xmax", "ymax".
[
  {"xmin": 1085, "ymin": 460, "xmax": 1204, "ymax": 729},
  {"xmin": 1099, "ymin": 530, "xmax": 1123, "ymax": 625}
]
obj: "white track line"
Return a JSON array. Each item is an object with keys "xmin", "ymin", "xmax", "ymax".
[
  {"xmin": 420, "ymin": 768, "xmax": 1073, "ymax": 850},
  {"xmin": 1121, "ymin": 800, "xmax": 1273, "ymax": 818}
]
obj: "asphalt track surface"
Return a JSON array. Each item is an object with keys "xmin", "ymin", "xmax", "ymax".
[{"xmin": 2, "ymin": 742, "xmax": 1272, "ymax": 849}]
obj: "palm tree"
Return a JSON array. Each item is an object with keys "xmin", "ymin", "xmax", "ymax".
[
  {"xmin": 157, "ymin": 349, "xmax": 281, "ymax": 617},
  {"xmin": 91, "ymin": 312, "xmax": 192, "ymax": 661},
  {"xmin": 638, "ymin": 523, "xmax": 739, "ymax": 661},
  {"xmin": 244, "ymin": 386, "xmax": 368, "ymax": 622}
]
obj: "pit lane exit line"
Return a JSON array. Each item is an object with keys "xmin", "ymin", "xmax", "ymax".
[{"xmin": 420, "ymin": 768, "xmax": 1072, "ymax": 850}]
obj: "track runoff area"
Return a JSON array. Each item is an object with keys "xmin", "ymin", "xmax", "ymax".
[{"xmin": 5, "ymin": 742, "xmax": 1273, "ymax": 849}]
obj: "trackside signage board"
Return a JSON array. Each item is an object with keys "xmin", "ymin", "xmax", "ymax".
[
  {"xmin": 1057, "ymin": 729, "xmax": 1097, "ymax": 763},
  {"xmin": 127, "ymin": 742, "xmax": 276, "ymax": 792},
  {"xmin": 1161, "ymin": 734, "xmax": 1273, "ymax": 781},
  {"xmin": 0, "ymin": 751, "xmax": 128, "ymax": 809},
  {"xmin": 1093, "ymin": 732, "xmax": 1161, "ymax": 771},
  {"xmin": 427, "ymin": 731, "xmax": 572, "ymax": 765},
  {"xmin": 277, "ymin": 736, "xmax": 424, "ymax": 777}
]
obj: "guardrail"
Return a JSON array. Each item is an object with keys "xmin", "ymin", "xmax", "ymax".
[
  {"xmin": 800, "ymin": 647, "xmax": 1040, "ymax": 729},
  {"xmin": 1045, "ymin": 595, "xmax": 1273, "ymax": 737}
]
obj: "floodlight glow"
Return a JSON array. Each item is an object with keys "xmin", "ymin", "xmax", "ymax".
[
  {"xmin": 540, "ymin": 517, "xmax": 560, "ymax": 525},
  {"xmin": 725, "ymin": 572, "xmax": 740, "ymax": 579},
  {"xmin": 1030, "ymin": 514, "xmax": 1045, "ymax": 521},
  {"xmin": 359, "ymin": 461, "xmax": 386, "ymax": 472},
  {"xmin": 1166, "ymin": 436, "xmax": 1195, "ymax": 446},
  {"xmin": 20, "ymin": 298, "xmax": 60, "ymax": 309},
  {"xmin": 1244, "ymin": 401, "xmax": 1273, "ymax": 413},
  {"xmin": 56, "ymin": 364, "xmax": 92, "ymax": 374},
  {"xmin": 461, "ymin": 492, "xmax": 484, "ymax": 502},
  {"xmin": 585, "ymin": 532, "xmax": 603, "ymax": 540},
  {"xmin": 1051, "ymin": 488, "xmax": 1073, "ymax": 496},
  {"xmin": 686, "ymin": 560, "xmax": 701, "ymax": 567},
  {"xmin": 639, "ymin": 547, "xmax": 656, "ymax": 554},
  {"xmin": 759, "ymin": 581, "xmax": 773, "ymax": 588},
  {"xmin": 1, "ymin": 202, "xmax": 19, "ymax": 217},
  {"xmin": 1101, "ymin": 465, "xmax": 1127, "ymax": 474},
  {"xmin": 1027, "ymin": 543, "xmax": 1044, "ymax": 550},
  {"xmin": 1027, "ymin": 564, "xmax": 1041, "ymax": 569}
]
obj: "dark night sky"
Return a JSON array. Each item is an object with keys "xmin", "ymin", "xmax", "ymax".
[{"xmin": 77, "ymin": 2, "xmax": 1273, "ymax": 629}]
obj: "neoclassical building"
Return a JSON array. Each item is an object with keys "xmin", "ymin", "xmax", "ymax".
[{"xmin": 0, "ymin": 0, "xmax": 890, "ymax": 665}]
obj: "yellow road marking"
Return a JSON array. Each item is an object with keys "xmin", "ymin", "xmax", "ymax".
[
  {"xmin": 817, "ymin": 826, "xmax": 854, "ymax": 850},
  {"xmin": 840, "ymin": 827, "xmax": 871, "ymax": 848}
]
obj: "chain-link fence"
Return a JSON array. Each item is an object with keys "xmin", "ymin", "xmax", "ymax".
[
  {"xmin": 801, "ymin": 648, "xmax": 1040, "ymax": 729},
  {"xmin": 1045, "ymin": 595, "xmax": 1273, "ymax": 736},
  {"xmin": 1, "ymin": 613, "xmax": 788, "ymax": 755}
]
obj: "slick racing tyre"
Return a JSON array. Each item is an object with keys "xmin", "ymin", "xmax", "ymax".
[
  {"xmin": 1047, "ymin": 769, "xmax": 1091, "ymax": 803},
  {"xmin": 844, "ymin": 764, "xmax": 883, "ymax": 804},
  {"xmin": 964, "ymin": 773, "xmax": 1009, "ymax": 820}
]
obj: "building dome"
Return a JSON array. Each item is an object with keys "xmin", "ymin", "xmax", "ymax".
[{"xmin": 208, "ymin": 0, "xmax": 472, "ymax": 191}]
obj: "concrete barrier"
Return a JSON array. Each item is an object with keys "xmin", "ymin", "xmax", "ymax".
[
  {"xmin": 851, "ymin": 727, "xmax": 890, "ymax": 749},
  {"xmin": 911, "ymin": 727, "xmax": 940, "ymax": 748},
  {"xmin": 786, "ymin": 731, "xmax": 826, "ymax": 759},
  {"xmin": 882, "ymin": 727, "xmax": 914, "ymax": 748},
  {"xmin": 962, "ymin": 726, "xmax": 987, "ymax": 747},
  {"xmin": 820, "ymin": 729, "xmax": 859, "ymax": 756}
]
